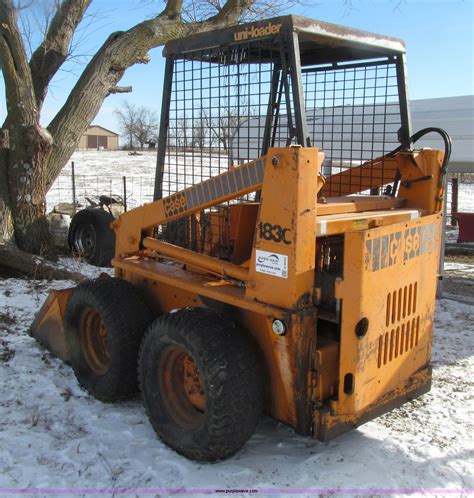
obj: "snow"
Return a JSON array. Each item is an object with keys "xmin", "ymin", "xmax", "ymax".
[
  {"xmin": 46, "ymin": 150, "xmax": 227, "ymax": 212},
  {"xmin": 445, "ymin": 228, "xmax": 459, "ymax": 244},
  {"xmin": 1, "ymin": 260, "xmax": 473, "ymax": 495},
  {"xmin": 46, "ymin": 151, "xmax": 157, "ymax": 212}
]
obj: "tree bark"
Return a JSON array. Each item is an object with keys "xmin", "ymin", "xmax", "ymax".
[
  {"xmin": 0, "ymin": 1, "xmax": 54, "ymax": 254},
  {"xmin": 7, "ymin": 124, "xmax": 54, "ymax": 254},
  {"xmin": 0, "ymin": 241, "xmax": 86, "ymax": 281},
  {"xmin": 29, "ymin": 0, "xmax": 92, "ymax": 110},
  {"xmin": 0, "ymin": 130, "xmax": 13, "ymax": 244}
]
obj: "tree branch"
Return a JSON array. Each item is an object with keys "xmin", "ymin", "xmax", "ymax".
[
  {"xmin": 162, "ymin": 0, "xmax": 184, "ymax": 19},
  {"xmin": 0, "ymin": 0, "xmax": 37, "ymax": 126},
  {"xmin": 29, "ymin": 0, "xmax": 92, "ymax": 109},
  {"xmin": 44, "ymin": 0, "xmax": 254, "ymax": 189},
  {"xmin": 0, "ymin": 241, "xmax": 86, "ymax": 282},
  {"xmin": 213, "ymin": 0, "xmax": 254, "ymax": 23},
  {"xmin": 107, "ymin": 85, "xmax": 132, "ymax": 96}
]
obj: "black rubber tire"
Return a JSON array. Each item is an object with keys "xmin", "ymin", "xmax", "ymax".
[
  {"xmin": 138, "ymin": 307, "xmax": 263, "ymax": 461},
  {"xmin": 64, "ymin": 277, "xmax": 154, "ymax": 401},
  {"xmin": 68, "ymin": 208, "xmax": 115, "ymax": 267}
]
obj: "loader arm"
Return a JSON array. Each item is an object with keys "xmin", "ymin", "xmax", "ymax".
[
  {"xmin": 112, "ymin": 156, "xmax": 268, "ymax": 256},
  {"xmin": 320, "ymin": 156, "xmax": 400, "ymax": 197},
  {"xmin": 320, "ymin": 150, "xmax": 445, "ymax": 213}
]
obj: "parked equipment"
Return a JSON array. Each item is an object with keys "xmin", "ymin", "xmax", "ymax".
[
  {"xmin": 68, "ymin": 196, "xmax": 123, "ymax": 266},
  {"xmin": 31, "ymin": 16, "xmax": 450, "ymax": 461}
]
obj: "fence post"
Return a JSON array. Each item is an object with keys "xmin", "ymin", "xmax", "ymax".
[
  {"xmin": 71, "ymin": 161, "xmax": 77, "ymax": 214},
  {"xmin": 123, "ymin": 176, "xmax": 127, "ymax": 212},
  {"xmin": 437, "ymin": 186, "xmax": 448, "ymax": 298},
  {"xmin": 451, "ymin": 177, "xmax": 458, "ymax": 226}
]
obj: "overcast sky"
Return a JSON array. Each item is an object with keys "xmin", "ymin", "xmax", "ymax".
[{"xmin": 0, "ymin": 0, "xmax": 473, "ymax": 133}]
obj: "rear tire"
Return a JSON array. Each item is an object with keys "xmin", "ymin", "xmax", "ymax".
[
  {"xmin": 68, "ymin": 208, "xmax": 115, "ymax": 267},
  {"xmin": 64, "ymin": 278, "xmax": 153, "ymax": 401},
  {"xmin": 138, "ymin": 307, "xmax": 263, "ymax": 461}
]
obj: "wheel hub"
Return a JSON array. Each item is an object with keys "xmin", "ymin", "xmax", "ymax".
[
  {"xmin": 158, "ymin": 345, "xmax": 206, "ymax": 430},
  {"xmin": 75, "ymin": 224, "xmax": 96, "ymax": 256},
  {"xmin": 80, "ymin": 307, "xmax": 109, "ymax": 375}
]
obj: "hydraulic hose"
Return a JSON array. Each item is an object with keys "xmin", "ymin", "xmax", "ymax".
[{"xmin": 387, "ymin": 127, "xmax": 452, "ymax": 195}]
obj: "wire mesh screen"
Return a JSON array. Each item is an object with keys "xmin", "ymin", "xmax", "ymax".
[
  {"xmin": 230, "ymin": 59, "xmax": 402, "ymax": 193},
  {"xmin": 159, "ymin": 38, "xmax": 291, "ymax": 259},
  {"xmin": 158, "ymin": 39, "xmax": 404, "ymax": 258},
  {"xmin": 303, "ymin": 60, "xmax": 402, "ymax": 196}
]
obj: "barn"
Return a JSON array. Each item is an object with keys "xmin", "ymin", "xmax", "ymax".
[{"xmin": 78, "ymin": 125, "xmax": 119, "ymax": 150}]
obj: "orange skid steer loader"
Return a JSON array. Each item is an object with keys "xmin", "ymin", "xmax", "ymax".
[{"xmin": 31, "ymin": 16, "xmax": 451, "ymax": 461}]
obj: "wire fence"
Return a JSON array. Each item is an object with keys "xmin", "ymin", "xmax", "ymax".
[
  {"xmin": 46, "ymin": 162, "xmax": 155, "ymax": 214},
  {"xmin": 444, "ymin": 173, "xmax": 474, "ymax": 244},
  {"xmin": 446, "ymin": 174, "xmax": 474, "ymax": 223},
  {"xmin": 47, "ymin": 160, "xmax": 474, "ymax": 244}
]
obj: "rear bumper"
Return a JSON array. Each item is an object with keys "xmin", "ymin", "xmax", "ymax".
[{"xmin": 313, "ymin": 365, "xmax": 432, "ymax": 442}]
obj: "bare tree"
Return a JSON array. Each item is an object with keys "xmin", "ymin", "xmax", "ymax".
[
  {"xmin": 176, "ymin": 116, "xmax": 191, "ymax": 150},
  {"xmin": 133, "ymin": 107, "xmax": 159, "ymax": 149},
  {"xmin": 115, "ymin": 101, "xmax": 159, "ymax": 149},
  {"xmin": 115, "ymin": 101, "xmax": 139, "ymax": 150},
  {"xmin": 192, "ymin": 118, "xmax": 207, "ymax": 149},
  {"xmin": 204, "ymin": 97, "xmax": 253, "ymax": 151},
  {"xmin": 0, "ymin": 0, "xmax": 301, "ymax": 272}
]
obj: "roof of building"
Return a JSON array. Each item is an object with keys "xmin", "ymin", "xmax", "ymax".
[
  {"xmin": 228, "ymin": 95, "xmax": 474, "ymax": 173},
  {"xmin": 410, "ymin": 95, "xmax": 474, "ymax": 172},
  {"xmin": 85, "ymin": 125, "xmax": 119, "ymax": 136}
]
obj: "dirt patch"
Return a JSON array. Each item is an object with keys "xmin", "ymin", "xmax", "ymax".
[
  {"xmin": 443, "ymin": 254, "xmax": 474, "ymax": 297},
  {"xmin": 0, "ymin": 310, "xmax": 17, "ymax": 330},
  {"xmin": 446, "ymin": 254, "xmax": 474, "ymax": 265},
  {"xmin": 0, "ymin": 339, "xmax": 15, "ymax": 363}
]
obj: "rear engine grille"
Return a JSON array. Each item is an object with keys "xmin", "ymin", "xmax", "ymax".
[{"xmin": 378, "ymin": 282, "xmax": 420, "ymax": 368}]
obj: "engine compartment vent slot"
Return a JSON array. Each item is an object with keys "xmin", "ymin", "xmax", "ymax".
[
  {"xmin": 385, "ymin": 282, "xmax": 418, "ymax": 327},
  {"xmin": 378, "ymin": 316, "xmax": 420, "ymax": 368}
]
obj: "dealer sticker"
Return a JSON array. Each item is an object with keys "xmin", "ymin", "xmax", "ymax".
[{"xmin": 255, "ymin": 250, "xmax": 288, "ymax": 279}]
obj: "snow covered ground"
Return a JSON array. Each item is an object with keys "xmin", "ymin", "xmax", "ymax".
[
  {"xmin": 0, "ymin": 257, "xmax": 473, "ymax": 496},
  {"xmin": 46, "ymin": 150, "xmax": 227, "ymax": 212},
  {"xmin": 46, "ymin": 151, "xmax": 157, "ymax": 212}
]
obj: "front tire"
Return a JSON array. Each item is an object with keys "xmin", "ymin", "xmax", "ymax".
[
  {"xmin": 138, "ymin": 308, "xmax": 263, "ymax": 461},
  {"xmin": 64, "ymin": 278, "xmax": 154, "ymax": 401}
]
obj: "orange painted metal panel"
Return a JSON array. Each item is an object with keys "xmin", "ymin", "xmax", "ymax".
[{"xmin": 332, "ymin": 213, "xmax": 442, "ymax": 416}]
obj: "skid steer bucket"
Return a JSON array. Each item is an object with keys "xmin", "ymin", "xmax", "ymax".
[{"xmin": 29, "ymin": 288, "xmax": 72, "ymax": 362}]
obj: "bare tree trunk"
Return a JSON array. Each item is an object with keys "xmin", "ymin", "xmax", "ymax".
[
  {"xmin": 0, "ymin": 130, "xmax": 14, "ymax": 244},
  {"xmin": 0, "ymin": 241, "xmax": 86, "ymax": 281},
  {"xmin": 6, "ymin": 124, "xmax": 53, "ymax": 254},
  {"xmin": 1, "ymin": 1, "xmax": 54, "ymax": 254}
]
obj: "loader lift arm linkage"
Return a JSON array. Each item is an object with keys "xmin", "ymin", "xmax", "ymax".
[{"xmin": 113, "ymin": 147, "xmax": 444, "ymax": 271}]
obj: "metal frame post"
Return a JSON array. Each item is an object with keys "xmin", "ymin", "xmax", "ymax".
[
  {"xmin": 154, "ymin": 57, "xmax": 175, "ymax": 201},
  {"xmin": 123, "ymin": 176, "xmax": 127, "ymax": 212},
  {"xmin": 287, "ymin": 31, "xmax": 311, "ymax": 147},
  {"xmin": 451, "ymin": 176, "xmax": 458, "ymax": 226},
  {"xmin": 395, "ymin": 54, "xmax": 412, "ymax": 150},
  {"xmin": 437, "ymin": 186, "xmax": 448, "ymax": 297},
  {"xmin": 260, "ymin": 65, "xmax": 282, "ymax": 156}
]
